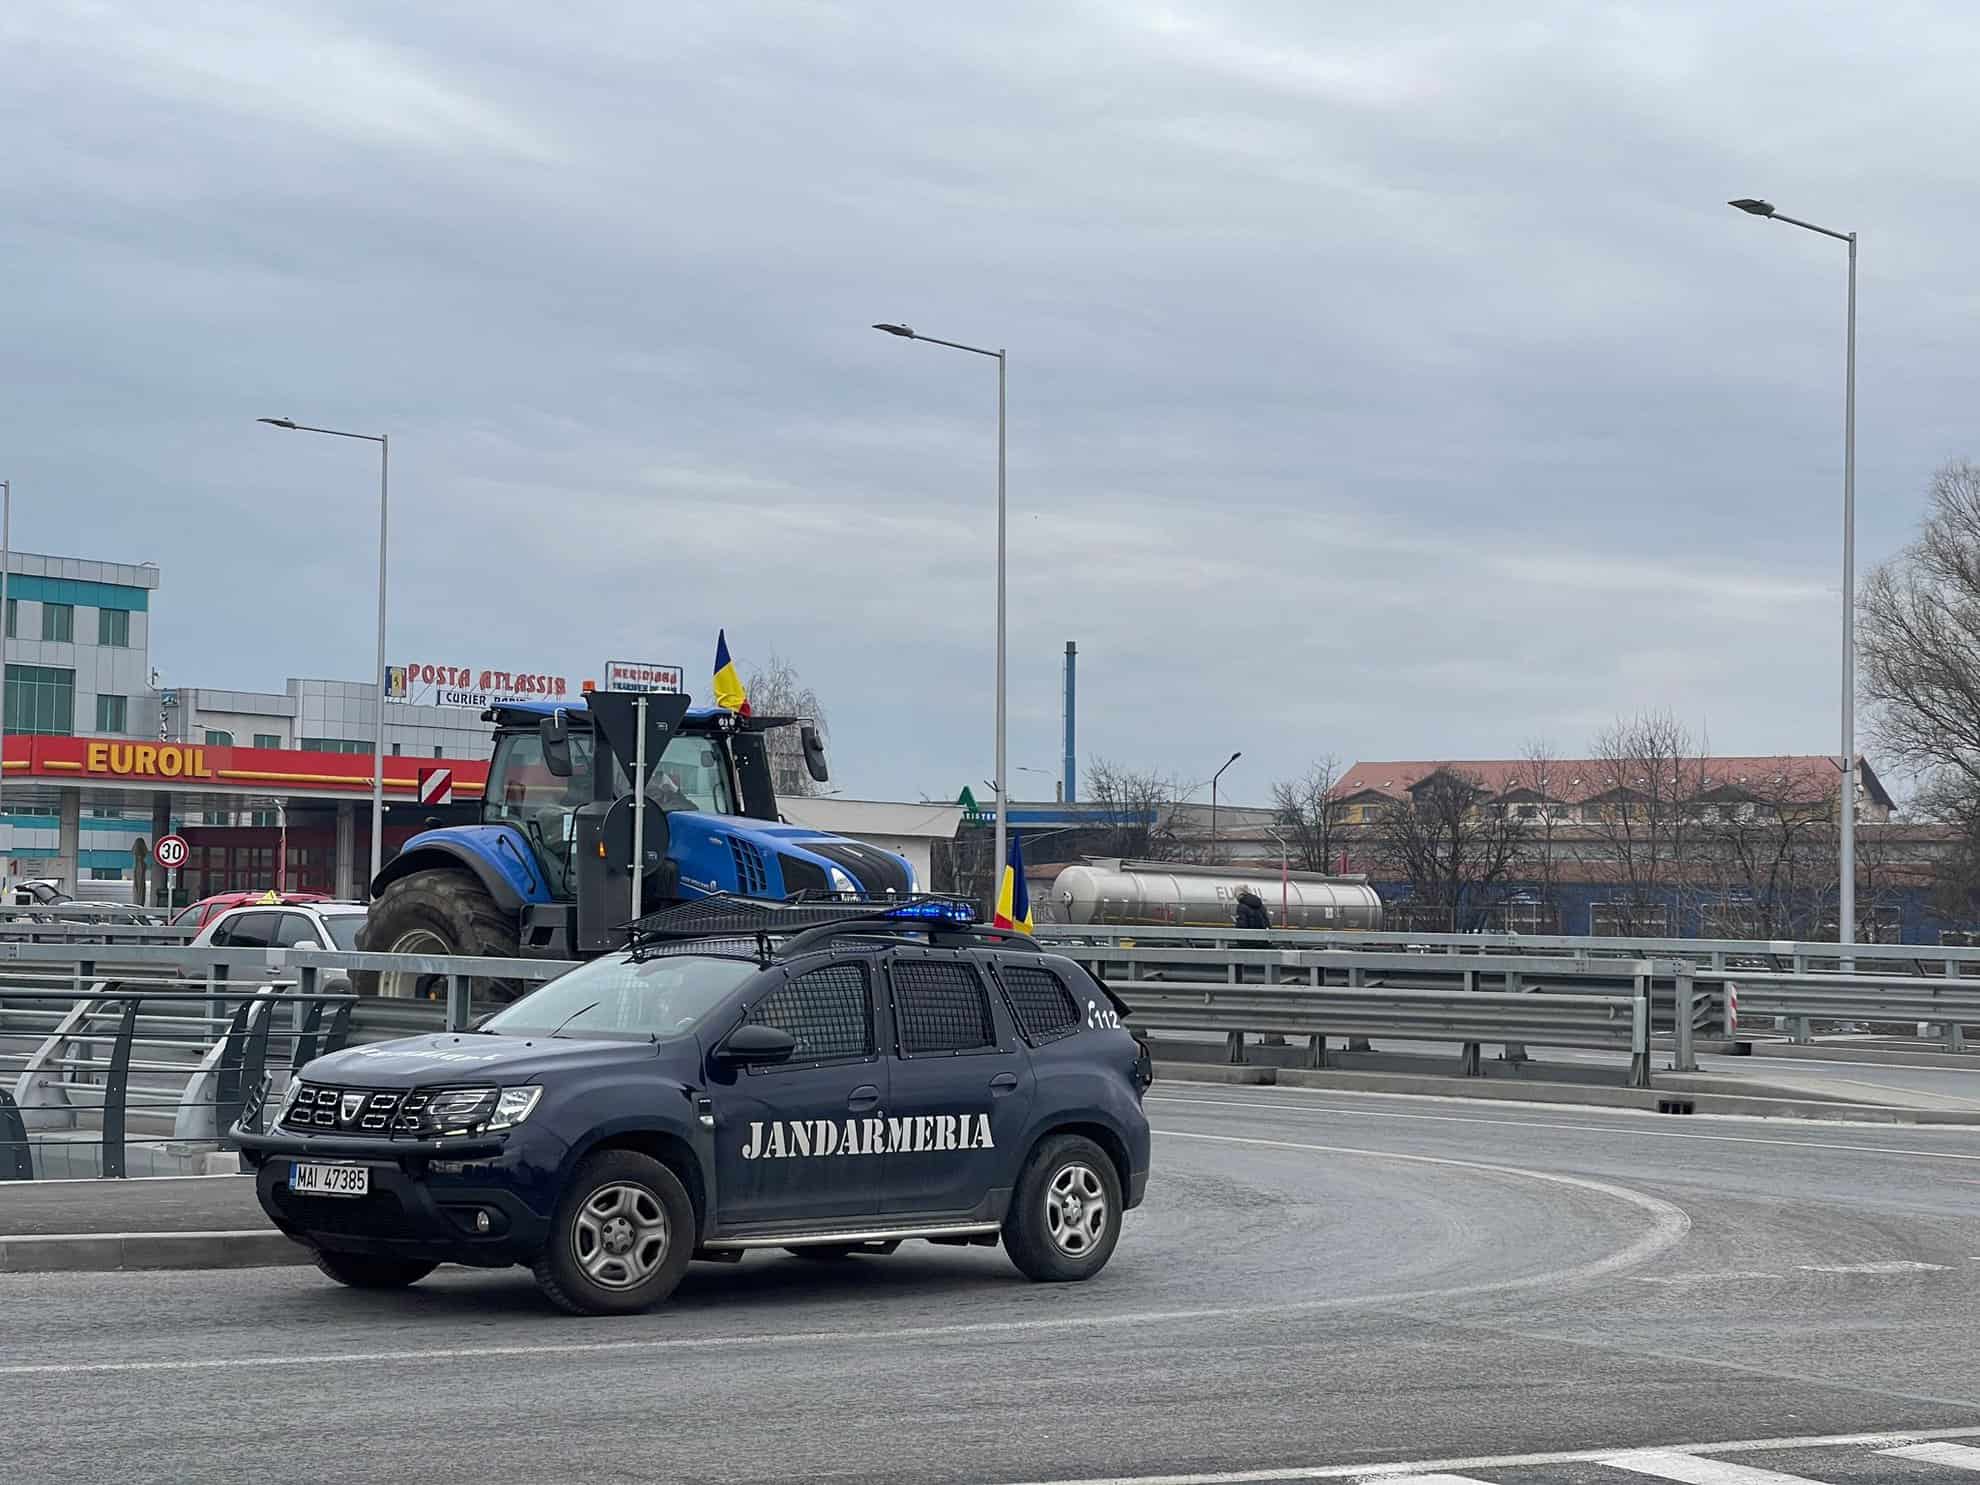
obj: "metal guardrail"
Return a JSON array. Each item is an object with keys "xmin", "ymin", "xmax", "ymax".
[
  {"xmin": 1703, "ymin": 970, "xmax": 1980, "ymax": 1051},
  {"xmin": 1031, "ymin": 924, "xmax": 1980, "ymax": 978},
  {"xmin": 1124, "ymin": 982, "xmax": 1652, "ymax": 1087},
  {"xmin": 1, "ymin": 983, "xmax": 354, "ymax": 1179}
]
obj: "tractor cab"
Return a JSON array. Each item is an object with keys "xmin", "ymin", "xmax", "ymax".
[{"xmin": 479, "ymin": 710, "xmax": 740, "ymax": 897}]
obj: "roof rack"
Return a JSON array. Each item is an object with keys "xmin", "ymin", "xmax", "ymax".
[{"xmin": 623, "ymin": 893, "xmax": 1038, "ymax": 963}]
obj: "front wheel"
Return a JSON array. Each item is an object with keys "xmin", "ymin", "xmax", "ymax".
[
  {"xmin": 533, "ymin": 1151, "xmax": 696, "ymax": 1315},
  {"xmin": 1002, "ymin": 1134, "xmax": 1123, "ymax": 1283},
  {"xmin": 354, "ymin": 870, "xmax": 521, "ymax": 1002},
  {"xmin": 312, "ymin": 1248, "xmax": 436, "ymax": 1289}
]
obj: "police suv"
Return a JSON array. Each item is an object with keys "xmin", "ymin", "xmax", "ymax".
[{"xmin": 234, "ymin": 897, "xmax": 1154, "ymax": 1315}]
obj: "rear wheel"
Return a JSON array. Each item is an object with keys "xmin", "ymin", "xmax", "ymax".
[
  {"xmin": 533, "ymin": 1151, "xmax": 696, "ymax": 1316},
  {"xmin": 311, "ymin": 1248, "xmax": 436, "ymax": 1289},
  {"xmin": 1002, "ymin": 1134, "xmax": 1123, "ymax": 1283},
  {"xmin": 354, "ymin": 871, "xmax": 520, "ymax": 1002}
]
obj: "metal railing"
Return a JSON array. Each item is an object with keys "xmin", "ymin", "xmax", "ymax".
[
  {"xmin": 2, "ymin": 980, "xmax": 354, "ymax": 1179},
  {"xmin": 1125, "ymin": 982, "xmax": 1652, "ymax": 1087},
  {"xmin": 1031, "ymin": 923, "xmax": 1980, "ymax": 978},
  {"xmin": 1701, "ymin": 970, "xmax": 1980, "ymax": 1051}
]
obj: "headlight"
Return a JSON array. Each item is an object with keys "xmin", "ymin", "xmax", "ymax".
[
  {"xmin": 275, "ymin": 1076, "xmax": 308, "ymax": 1121},
  {"xmin": 395, "ymin": 1085, "xmax": 542, "ymax": 1138},
  {"xmin": 826, "ymin": 865, "xmax": 858, "ymax": 896}
]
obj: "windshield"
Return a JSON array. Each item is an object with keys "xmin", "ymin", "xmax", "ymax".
[
  {"xmin": 322, "ymin": 914, "xmax": 364, "ymax": 950},
  {"xmin": 480, "ymin": 953, "xmax": 758, "ymax": 1040},
  {"xmin": 484, "ymin": 729, "xmax": 737, "ymax": 828}
]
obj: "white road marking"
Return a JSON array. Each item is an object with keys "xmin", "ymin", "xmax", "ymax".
[
  {"xmin": 1002, "ymin": 1426, "xmax": 1978, "ymax": 1484},
  {"xmin": 1600, "ymin": 1450, "xmax": 1834, "ymax": 1483},
  {"xmin": 1797, "ymin": 1261, "xmax": 1950, "ymax": 1274},
  {"xmin": 1882, "ymin": 1441, "xmax": 1980, "ymax": 1469},
  {"xmin": 1147, "ymin": 1089, "xmax": 1980, "ymax": 1163},
  {"xmin": 0, "ymin": 1133, "xmax": 1685, "ymax": 1382},
  {"xmin": 1380, "ymin": 1477, "xmax": 1491, "ymax": 1484}
]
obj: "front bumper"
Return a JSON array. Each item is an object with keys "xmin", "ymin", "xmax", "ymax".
[{"xmin": 237, "ymin": 1126, "xmax": 559, "ymax": 1264}]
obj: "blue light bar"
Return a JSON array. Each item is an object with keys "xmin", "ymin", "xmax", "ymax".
[{"xmin": 882, "ymin": 899, "xmax": 979, "ymax": 924}]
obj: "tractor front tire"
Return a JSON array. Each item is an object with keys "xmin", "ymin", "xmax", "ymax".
[{"xmin": 354, "ymin": 871, "xmax": 521, "ymax": 1002}]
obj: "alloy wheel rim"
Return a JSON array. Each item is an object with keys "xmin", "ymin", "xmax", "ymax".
[
  {"xmin": 1044, "ymin": 1161, "xmax": 1109, "ymax": 1257},
  {"xmin": 572, "ymin": 1181, "xmax": 670, "ymax": 1289}
]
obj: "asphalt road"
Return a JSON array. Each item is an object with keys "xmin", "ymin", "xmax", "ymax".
[{"xmin": 7, "ymin": 1085, "xmax": 1980, "ymax": 1484}]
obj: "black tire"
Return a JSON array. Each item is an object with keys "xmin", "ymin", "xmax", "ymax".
[
  {"xmin": 533, "ymin": 1151, "xmax": 696, "ymax": 1316},
  {"xmin": 311, "ymin": 1248, "xmax": 437, "ymax": 1289},
  {"xmin": 354, "ymin": 871, "xmax": 521, "ymax": 1002},
  {"xmin": 1002, "ymin": 1134, "xmax": 1124, "ymax": 1283}
]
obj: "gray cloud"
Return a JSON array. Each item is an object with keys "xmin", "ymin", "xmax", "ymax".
[{"xmin": 5, "ymin": 0, "xmax": 1973, "ymax": 803}]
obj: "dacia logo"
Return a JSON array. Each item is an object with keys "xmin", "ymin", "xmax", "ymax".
[{"xmin": 340, "ymin": 1092, "xmax": 365, "ymax": 1124}]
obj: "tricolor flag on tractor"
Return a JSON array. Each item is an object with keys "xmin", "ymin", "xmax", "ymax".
[
  {"xmin": 712, "ymin": 630, "xmax": 750, "ymax": 715},
  {"xmin": 992, "ymin": 832, "xmax": 1032, "ymax": 933}
]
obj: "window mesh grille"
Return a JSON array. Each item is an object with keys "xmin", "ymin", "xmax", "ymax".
[
  {"xmin": 1001, "ymin": 966, "xmax": 1081, "ymax": 1040},
  {"xmin": 746, "ymin": 964, "xmax": 871, "ymax": 1061},
  {"xmin": 892, "ymin": 960, "xmax": 995, "ymax": 1054}
]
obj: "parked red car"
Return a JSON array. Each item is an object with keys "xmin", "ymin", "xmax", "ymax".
[{"xmin": 170, "ymin": 890, "xmax": 333, "ymax": 931}]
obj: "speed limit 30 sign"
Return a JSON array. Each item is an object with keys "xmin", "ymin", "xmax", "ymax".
[{"xmin": 154, "ymin": 834, "xmax": 189, "ymax": 869}]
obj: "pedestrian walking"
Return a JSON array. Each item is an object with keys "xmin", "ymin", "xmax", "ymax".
[{"xmin": 1233, "ymin": 887, "xmax": 1272, "ymax": 930}]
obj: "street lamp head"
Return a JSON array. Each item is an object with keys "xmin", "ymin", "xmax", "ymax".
[
  {"xmin": 1227, "ymin": 751, "xmax": 1243, "ymax": 766},
  {"xmin": 1728, "ymin": 198, "xmax": 1777, "ymax": 218},
  {"xmin": 257, "ymin": 417, "xmax": 299, "ymax": 429},
  {"xmin": 872, "ymin": 323, "xmax": 916, "ymax": 339}
]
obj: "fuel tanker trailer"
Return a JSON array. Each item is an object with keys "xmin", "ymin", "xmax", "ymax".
[{"xmin": 1054, "ymin": 860, "xmax": 1383, "ymax": 931}]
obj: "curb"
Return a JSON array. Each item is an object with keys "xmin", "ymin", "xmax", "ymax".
[
  {"xmin": 0, "ymin": 1229, "xmax": 311, "ymax": 1274},
  {"xmin": 1151, "ymin": 1061, "xmax": 1980, "ymax": 1124}
]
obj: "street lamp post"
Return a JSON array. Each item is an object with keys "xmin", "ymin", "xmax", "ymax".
[
  {"xmin": 1210, "ymin": 751, "xmax": 1242, "ymax": 858},
  {"xmin": 1728, "ymin": 198, "xmax": 1858, "ymax": 948},
  {"xmin": 873, "ymin": 323, "xmax": 1009, "ymax": 875},
  {"xmin": 259, "ymin": 418, "xmax": 390, "ymax": 889}
]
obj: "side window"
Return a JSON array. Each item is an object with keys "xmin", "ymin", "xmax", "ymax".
[
  {"xmin": 222, "ymin": 911, "xmax": 279, "ymax": 949},
  {"xmin": 205, "ymin": 914, "xmax": 234, "ymax": 947},
  {"xmin": 273, "ymin": 913, "xmax": 322, "ymax": 948},
  {"xmin": 892, "ymin": 959, "xmax": 997, "ymax": 1056},
  {"xmin": 743, "ymin": 964, "xmax": 873, "ymax": 1068},
  {"xmin": 1000, "ymin": 964, "xmax": 1083, "ymax": 1043}
]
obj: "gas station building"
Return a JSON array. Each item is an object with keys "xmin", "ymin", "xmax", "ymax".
[{"xmin": 0, "ymin": 547, "xmax": 494, "ymax": 904}]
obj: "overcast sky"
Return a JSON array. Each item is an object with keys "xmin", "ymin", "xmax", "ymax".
[{"xmin": 6, "ymin": 1, "xmax": 1975, "ymax": 804}]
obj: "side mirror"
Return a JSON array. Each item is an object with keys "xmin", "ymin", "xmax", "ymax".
[
  {"xmin": 717, "ymin": 1022, "xmax": 798, "ymax": 1066},
  {"xmin": 540, "ymin": 711, "xmax": 574, "ymax": 778},
  {"xmin": 800, "ymin": 724, "xmax": 830, "ymax": 784}
]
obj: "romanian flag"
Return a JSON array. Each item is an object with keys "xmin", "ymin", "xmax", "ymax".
[
  {"xmin": 992, "ymin": 832, "xmax": 1033, "ymax": 933},
  {"xmin": 712, "ymin": 629, "xmax": 749, "ymax": 715}
]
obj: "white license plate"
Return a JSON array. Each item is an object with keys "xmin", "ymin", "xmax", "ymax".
[{"xmin": 292, "ymin": 1162, "xmax": 369, "ymax": 1198}]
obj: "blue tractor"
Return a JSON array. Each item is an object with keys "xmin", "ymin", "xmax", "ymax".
[{"xmin": 354, "ymin": 692, "xmax": 913, "ymax": 996}]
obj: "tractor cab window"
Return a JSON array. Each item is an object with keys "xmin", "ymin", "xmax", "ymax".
[{"xmin": 484, "ymin": 730, "xmax": 738, "ymax": 881}]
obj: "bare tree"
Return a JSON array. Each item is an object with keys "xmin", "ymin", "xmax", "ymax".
[
  {"xmin": 1693, "ymin": 767, "xmax": 1840, "ymax": 939},
  {"xmin": 1372, "ymin": 766, "xmax": 1529, "ymax": 927},
  {"xmin": 1082, "ymin": 758, "xmax": 1186, "ymax": 860},
  {"xmin": 1505, "ymin": 739, "xmax": 1568, "ymax": 931},
  {"xmin": 1584, "ymin": 711, "xmax": 1707, "ymax": 934},
  {"xmin": 1270, "ymin": 757, "xmax": 1349, "ymax": 873},
  {"xmin": 744, "ymin": 652, "xmax": 828, "ymax": 798},
  {"xmin": 1860, "ymin": 459, "xmax": 1980, "ymax": 930}
]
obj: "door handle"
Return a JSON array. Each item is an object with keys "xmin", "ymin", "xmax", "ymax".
[
  {"xmin": 989, "ymin": 1072, "xmax": 1019, "ymax": 1094},
  {"xmin": 847, "ymin": 1084, "xmax": 881, "ymax": 1112}
]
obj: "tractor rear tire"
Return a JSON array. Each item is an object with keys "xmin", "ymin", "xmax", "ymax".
[{"xmin": 354, "ymin": 871, "xmax": 521, "ymax": 1004}]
